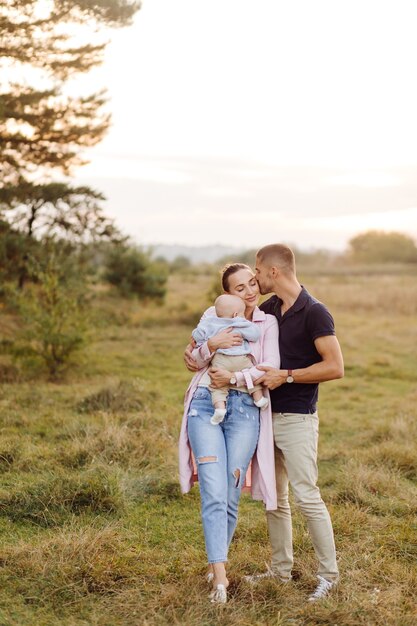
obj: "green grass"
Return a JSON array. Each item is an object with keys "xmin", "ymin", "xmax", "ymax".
[{"xmin": 0, "ymin": 272, "xmax": 416, "ymax": 625}]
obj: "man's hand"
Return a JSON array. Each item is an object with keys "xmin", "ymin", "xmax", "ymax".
[
  {"xmin": 255, "ymin": 366, "xmax": 287, "ymax": 390},
  {"xmin": 184, "ymin": 341, "xmax": 199, "ymax": 372},
  {"xmin": 209, "ymin": 367, "xmax": 233, "ymax": 388}
]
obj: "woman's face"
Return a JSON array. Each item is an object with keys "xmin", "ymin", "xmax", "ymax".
[{"xmin": 225, "ymin": 268, "xmax": 260, "ymax": 309}]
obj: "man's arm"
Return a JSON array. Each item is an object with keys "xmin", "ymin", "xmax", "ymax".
[{"xmin": 255, "ymin": 335, "xmax": 344, "ymax": 390}]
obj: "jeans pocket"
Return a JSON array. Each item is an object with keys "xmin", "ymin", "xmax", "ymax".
[
  {"xmin": 192, "ymin": 387, "xmax": 210, "ymax": 400},
  {"xmin": 188, "ymin": 387, "xmax": 213, "ymax": 420}
]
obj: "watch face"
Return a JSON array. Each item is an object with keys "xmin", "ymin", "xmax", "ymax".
[
  {"xmin": 230, "ymin": 376, "xmax": 237, "ymax": 385},
  {"xmin": 286, "ymin": 375, "xmax": 294, "ymax": 383}
]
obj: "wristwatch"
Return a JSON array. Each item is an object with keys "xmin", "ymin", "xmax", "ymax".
[
  {"xmin": 230, "ymin": 375, "xmax": 237, "ymax": 385},
  {"xmin": 286, "ymin": 369, "xmax": 294, "ymax": 383}
]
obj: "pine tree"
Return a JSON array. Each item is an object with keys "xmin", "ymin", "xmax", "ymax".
[{"xmin": 0, "ymin": 0, "xmax": 140, "ymax": 244}]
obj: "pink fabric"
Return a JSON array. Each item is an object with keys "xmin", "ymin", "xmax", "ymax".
[{"xmin": 178, "ymin": 306, "xmax": 280, "ymax": 510}]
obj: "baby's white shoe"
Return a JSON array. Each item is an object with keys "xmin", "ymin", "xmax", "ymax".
[
  {"xmin": 210, "ymin": 409, "xmax": 226, "ymax": 425},
  {"xmin": 254, "ymin": 396, "xmax": 269, "ymax": 410}
]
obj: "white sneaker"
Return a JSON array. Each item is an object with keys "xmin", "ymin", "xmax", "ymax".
[
  {"xmin": 243, "ymin": 564, "xmax": 291, "ymax": 585},
  {"xmin": 254, "ymin": 396, "xmax": 269, "ymax": 410},
  {"xmin": 210, "ymin": 409, "xmax": 226, "ymax": 425},
  {"xmin": 308, "ymin": 575, "xmax": 336, "ymax": 602}
]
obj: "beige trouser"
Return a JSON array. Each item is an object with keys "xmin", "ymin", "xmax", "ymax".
[
  {"xmin": 266, "ymin": 412, "xmax": 339, "ymax": 582},
  {"xmin": 209, "ymin": 353, "xmax": 262, "ymax": 404}
]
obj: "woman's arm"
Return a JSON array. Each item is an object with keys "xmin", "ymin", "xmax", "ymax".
[
  {"xmin": 184, "ymin": 306, "xmax": 243, "ymax": 371},
  {"xmin": 190, "ymin": 328, "xmax": 244, "ymax": 369}
]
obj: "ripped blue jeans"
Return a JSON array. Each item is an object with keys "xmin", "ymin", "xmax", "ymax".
[{"xmin": 187, "ymin": 387, "xmax": 260, "ymax": 563}]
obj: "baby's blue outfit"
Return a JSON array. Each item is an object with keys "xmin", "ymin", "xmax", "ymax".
[{"xmin": 192, "ymin": 316, "xmax": 260, "ymax": 356}]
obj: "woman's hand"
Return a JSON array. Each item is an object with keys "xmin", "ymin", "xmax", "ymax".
[
  {"xmin": 184, "ymin": 341, "xmax": 199, "ymax": 371},
  {"xmin": 207, "ymin": 328, "xmax": 243, "ymax": 352},
  {"xmin": 209, "ymin": 367, "xmax": 234, "ymax": 388}
]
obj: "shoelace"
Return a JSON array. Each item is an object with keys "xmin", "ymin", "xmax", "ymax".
[{"xmin": 309, "ymin": 576, "xmax": 333, "ymax": 600}]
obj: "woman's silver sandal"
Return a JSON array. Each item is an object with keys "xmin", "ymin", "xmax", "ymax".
[
  {"xmin": 206, "ymin": 572, "xmax": 214, "ymax": 584},
  {"xmin": 209, "ymin": 583, "xmax": 227, "ymax": 604}
]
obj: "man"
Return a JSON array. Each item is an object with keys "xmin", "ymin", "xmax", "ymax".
[{"xmin": 245, "ymin": 243, "xmax": 344, "ymax": 601}]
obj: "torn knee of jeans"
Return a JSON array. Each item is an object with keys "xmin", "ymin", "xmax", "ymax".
[
  {"xmin": 233, "ymin": 468, "xmax": 241, "ymax": 488},
  {"xmin": 197, "ymin": 455, "xmax": 217, "ymax": 464}
]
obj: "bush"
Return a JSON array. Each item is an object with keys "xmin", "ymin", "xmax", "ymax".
[
  {"xmin": 104, "ymin": 245, "xmax": 168, "ymax": 300},
  {"xmin": 10, "ymin": 253, "xmax": 90, "ymax": 379},
  {"xmin": 348, "ymin": 231, "xmax": 417, "ymax": 264}
]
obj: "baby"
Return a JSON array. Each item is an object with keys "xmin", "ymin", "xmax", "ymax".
[{"xmin": 192, "ymin": 294, "xmax": 269, "ymax": 425}]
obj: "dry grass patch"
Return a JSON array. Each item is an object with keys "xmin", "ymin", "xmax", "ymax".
[
  {"xmin": 76, "ymin": 379, "xmax": 144, "ymax": 414},
  {"xmin": 58, "ymin": 409, "xmax": 174, "ymax": 473},
  {"xmin": 0, "ymin": 468, "xmax": 125, "ymax": 527},
  {"xmin": 332, "ymin": 459, "xmax": 417, "ymax": 517},
  {"xmin": 368, "ymin": 441, "xmax": 417, "ymax": 480},
  {"xmin": 0, "ymin": 524, "xmax": 138, "ymax": 609}
]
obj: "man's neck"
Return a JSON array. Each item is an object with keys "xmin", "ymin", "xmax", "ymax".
[{"xmin": 274, "ymin": 278, "xmax": 302, "ymax": 314}]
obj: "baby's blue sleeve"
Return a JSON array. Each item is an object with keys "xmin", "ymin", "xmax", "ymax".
[
  {"xmin": 238, "ymin": 321, "xmax": 260, "ymax": 342},
  {"xmin": 192, "ymin": 323, "xmax": 208, "ymax": 345}
]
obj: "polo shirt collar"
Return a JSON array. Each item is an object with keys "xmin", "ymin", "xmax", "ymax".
[
  {"xmin": 292, "ymin": 286, "xmax": 309, "ymax": 312},
  {"xmin": 276, "ymin": 286, "xmax": 309, "ymax": 316}
]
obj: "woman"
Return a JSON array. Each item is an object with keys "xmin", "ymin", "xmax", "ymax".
[{"xmin": 179, "ymin": 263, "xmax": 280, "ymax": 603}]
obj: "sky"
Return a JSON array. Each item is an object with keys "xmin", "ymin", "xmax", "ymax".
[{"xmin": 75, "ymin": 0, "xmax": 417, "ymax": 251}]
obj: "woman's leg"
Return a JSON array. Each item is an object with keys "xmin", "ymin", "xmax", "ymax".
[
  {"xmin": 187, "ymin": 387, "xmax": 229, "ymax": 586},
  {"xmin": 222, "ymin": 391, "xmax": 260, "ymax": 547}
]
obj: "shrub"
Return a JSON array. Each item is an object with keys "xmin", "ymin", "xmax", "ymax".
[
  {"xmin": 10, "ymin": 253, "xmax": 90, "ymax": 379},
  {"xmin": 348, "ymin": 231, "xmax": 417, "ymax": 264},
  {"xmin": 104, "ymin": 245, "xmax": 168, "ymax": 300}
]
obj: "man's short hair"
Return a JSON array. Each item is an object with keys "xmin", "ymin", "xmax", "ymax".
[{"xmin": 256, "ymin": 244, "xmax": 296, "ymax": 274}]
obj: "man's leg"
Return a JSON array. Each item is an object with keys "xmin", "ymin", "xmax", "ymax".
[
  {"xmin": 266, "ymin": 440, "xmax": 293, "ymax": 580},
  {"xmin": 273, "ymin": 412, "xmax": 338, "ymax": 582}
]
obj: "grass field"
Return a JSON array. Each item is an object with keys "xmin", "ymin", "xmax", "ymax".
[{"xmin": 0, "ymin": 270, "xmax": 416, "ymax": 625}]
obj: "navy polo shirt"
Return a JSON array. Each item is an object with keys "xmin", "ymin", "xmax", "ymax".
[{"xmin": 259, "ymin": 286, "xmax": 335, "ymax": 414}]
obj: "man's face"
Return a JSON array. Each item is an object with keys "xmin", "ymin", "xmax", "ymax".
[{"xmin": 255, "ymin": 257, "xmax": 274, "ymax": 295}]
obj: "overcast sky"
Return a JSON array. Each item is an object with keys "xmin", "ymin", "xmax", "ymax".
[{"xmin": 76, "ymin": 0, "xmax": 417, "ymax": 250}]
